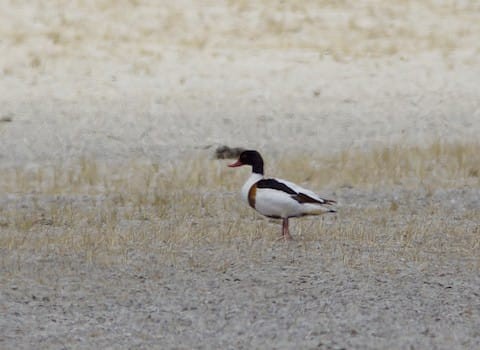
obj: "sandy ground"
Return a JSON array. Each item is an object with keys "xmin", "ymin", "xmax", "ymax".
[
  {"xmin": 1, "ymin": 1, "xmax": 480, "ymax": 349},
  {"xmin": 1, "ymin": 49, "xmax": 480, "ymax": 166}
]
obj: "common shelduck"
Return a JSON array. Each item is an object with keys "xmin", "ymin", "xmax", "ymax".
[{"xmin": 228, "ymin": 150, "xmax": 336, "ymax": 240}]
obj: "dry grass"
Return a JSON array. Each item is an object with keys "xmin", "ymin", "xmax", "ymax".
[
  {"xmin": 0, "ymin": 141, "xmax": 479, "ymax": 269},
  {"xmin": 290, "ymin": 141, "xmax": 480, "ymax": 189}
]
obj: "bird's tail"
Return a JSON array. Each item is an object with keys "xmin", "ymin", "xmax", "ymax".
[{"xmin": 304, "ymin": 205, "xmax": 337, "ymax": 216}]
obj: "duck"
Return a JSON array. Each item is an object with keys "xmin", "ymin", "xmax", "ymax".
[{"xmin": 228, "ymin": 150, "xmax": 336, "ymax": 240}]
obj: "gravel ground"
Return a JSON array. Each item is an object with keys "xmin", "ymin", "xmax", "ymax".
[
  {"xmin": 2, "ymin": 240, "xmax": 479, "ymax": 350},
  {"xmin": 1, "ymin": 188, "xmax": 479, "ymax": 349}
]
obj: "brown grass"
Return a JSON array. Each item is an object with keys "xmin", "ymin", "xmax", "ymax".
[{"xmin": 0, "ymin": 141, "xmax": 479, "ymax": 269}]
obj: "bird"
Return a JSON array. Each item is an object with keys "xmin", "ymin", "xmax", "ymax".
[{"xmin": 228, "ymin": 150, "xmax": 336, "ymax": 240}]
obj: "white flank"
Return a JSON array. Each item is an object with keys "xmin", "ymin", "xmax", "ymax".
[{"xmin": 254, "ymin": 187, "xmax": 331, "ymax": 218}]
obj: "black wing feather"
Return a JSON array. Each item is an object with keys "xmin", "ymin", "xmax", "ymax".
[
  {"xmin": 257, "ymin": 178, "xmax": 336, "ymax": 205},
  {"xmin": 256, "ymin": 178, "xmax": 296, "ymax": 195}
]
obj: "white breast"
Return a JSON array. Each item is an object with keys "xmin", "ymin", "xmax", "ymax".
[{"xmin": 241, "ymin": 173, "xmax": 263, "ymax": 205}]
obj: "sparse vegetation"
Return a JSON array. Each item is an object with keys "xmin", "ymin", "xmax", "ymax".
[
  {"xmin": 1, "ymin": 141, "xmax": 478, "ymax": 268},
  {"xmin": 1, "ymin": 0, "xmax": 479, "ymax": 75}
]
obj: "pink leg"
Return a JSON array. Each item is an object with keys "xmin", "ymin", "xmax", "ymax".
[{"xmin": 282, "ymin": 218, "xmax": 293, "ymax": 241}]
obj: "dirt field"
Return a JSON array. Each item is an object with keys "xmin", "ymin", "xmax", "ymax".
[{"xmin": 1, "ymin": 1, "xmax": 480, "ymax": 349}]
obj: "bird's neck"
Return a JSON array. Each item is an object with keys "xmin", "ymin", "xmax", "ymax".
[
  {"xmin": 251, "ymin": 159, "xmax": 264, "ymax": 175},
  {"xmin": 250, "ymin": 172, "xmax": 264, "ymax": 181}
]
